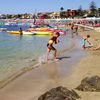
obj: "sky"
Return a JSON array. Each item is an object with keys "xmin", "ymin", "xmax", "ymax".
[{"xmin": 0, "ymin": 0, "xmax": 100, "ymax": 14}]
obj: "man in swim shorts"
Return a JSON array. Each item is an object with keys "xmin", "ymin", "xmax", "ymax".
[{"xmin": 46, "ymin": 32, "xmax": 60, "ymax": 61}]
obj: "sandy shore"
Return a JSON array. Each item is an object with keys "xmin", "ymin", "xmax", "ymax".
[
  {"xmin": 0, "ymin": 28, "xmax": 100, "ymax": 100},
  {"xmin": 64, "ymin": 28, "xmax": 100, "ymax": 100}
]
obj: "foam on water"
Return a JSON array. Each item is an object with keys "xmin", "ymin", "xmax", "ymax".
[
  {"xmin": 38, "ymin": 54, "xmax": 46, "ymax": 64},
  {"xmin": 38, "ymin": 53, "xmax": 54, "ymax": 64}
]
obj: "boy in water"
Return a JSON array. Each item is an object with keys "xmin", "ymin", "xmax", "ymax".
[
  {"xmin": 46, "ymin": 32, "xmax": 60, "ymax": 62},
  {"xmin": 82, "ymin": 34, "xmax": 93, "ymax": 49}
]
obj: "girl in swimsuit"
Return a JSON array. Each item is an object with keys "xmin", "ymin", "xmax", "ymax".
[
  {"xmin": 46, "ymin": 32, "xmax": 60, "ymax": 61},
  {"xmin": 82, "ymin": 35, "xmax": 92, "ymax": 49}
]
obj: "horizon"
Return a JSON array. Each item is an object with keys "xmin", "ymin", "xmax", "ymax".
[{"xmin": 0, "ymin": 0, "xmax": 100, "ymax": 14}]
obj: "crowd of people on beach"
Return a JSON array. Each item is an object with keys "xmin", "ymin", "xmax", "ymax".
[
  {"xmin": 17, "ymin": 19, "xmax": 100, "ymax": 62},
  {"xmin": 68, "ymin": 21, "xmax": 100, "ymax": 50},
  {"xmin": 45, "ymin": 21, "xmax": 100, "ymax": 62}
]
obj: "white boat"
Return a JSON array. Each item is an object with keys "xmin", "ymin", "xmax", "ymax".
[
  {"xmin": 23, "ymin": 31, "xmax": 34, "ymax": 35},
  {"xmin": 7, "ymin": 30, "xmax": 53, "ymax": 35},
  {"xmin": 7, "ymin": 31, "xmax": 34, "ymax": 35},
  {"xmin": 0, "ymin": 28, "xmax": 7, "ymax": 31}
]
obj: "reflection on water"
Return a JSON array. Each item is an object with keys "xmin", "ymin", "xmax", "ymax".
[{"xmin": 0, "ymin": 26, "xmax": 72, "ymax": 81}]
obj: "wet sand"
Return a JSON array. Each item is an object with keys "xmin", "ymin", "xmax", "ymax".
[{"xmin": 0, "ymin": 35, "xmax": 85, "ymax": 100}]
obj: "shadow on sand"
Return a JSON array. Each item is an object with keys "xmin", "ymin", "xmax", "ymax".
[{"xmin": 57, "ymin": 56, "xmax": 71, "ymax": 60}]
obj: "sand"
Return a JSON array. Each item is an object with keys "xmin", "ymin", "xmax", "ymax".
[
  {"xmin": 0, "ymin": 28, "xmax": 100, "ymax": 100},
  {"xmin": 64, "ymin": 28, "xmax": 100, "ymax": 100}
]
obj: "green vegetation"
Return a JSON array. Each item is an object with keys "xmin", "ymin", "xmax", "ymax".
[{"xmin": 0, "ymin": 1, "xmax": 100, "ymax": 19}]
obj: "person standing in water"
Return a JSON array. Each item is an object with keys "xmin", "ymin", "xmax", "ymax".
[
  {"xmin": 19, "ymin": 27, "xmax": 23, "ymax": 35},
  {"xmin": 82, "ymin": 34, "xmax": 93, "ymax": 49},
  {"xmin": 70, "ymin": 23, "xmax": 74, "ymax": 38},
  {"xmin": 74, "ymin": 25, "xmax": 78, "ymax": 36},
  {"xmin": 46, "ymin": 32, "xmax": 60, "ymax": 62}
]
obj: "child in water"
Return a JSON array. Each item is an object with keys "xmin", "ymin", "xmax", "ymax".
[
  {"xmin": 19, "ymin": 27, "xmax": 23, "ymax": 35},
  {"xmin": 46, "ymin": 32, "xmax": 60, "ymax": 62},
  {"xmin": 82, "ymin": 34, "xmax": 93, "ymax": 49}
]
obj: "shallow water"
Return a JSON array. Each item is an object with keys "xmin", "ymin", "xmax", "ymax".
[{"xmin": 0, "ymin": 25, "xmax": 73, "ymax": 81}]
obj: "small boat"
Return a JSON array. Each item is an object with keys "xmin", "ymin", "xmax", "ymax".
[
  {"xmin": 7, "ymin": 31, "xmax": 34, "ymax": 35},
  {"xmin": 27, "ymin": 27, "xmax": 65, "ymax": 35},
  {"xmin": 7, "ymin": 31, "xmax": 52, "ymax": 35},
  {"xmin": 7, "ymin": 25, "xmax": 65, "ymax": 36},
  {"xmin": 33, "ymin": 31, "xmax": 53, "ymax": 35}
]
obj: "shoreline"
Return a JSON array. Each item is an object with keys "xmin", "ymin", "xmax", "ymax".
[
  {"xmin": 0, "ymin": 33, "xmax": 76, "ymax": 89},
  {"xmin": 0, "ymin": 28, "xmax": 99, "ymax": 100},
  {"xmin": 64, "ymin": 29, "xmax": 100, "ymax": 100},
  {"xmin": 0, "ymin": 34, "xmax": 86, "ymax": 100}
]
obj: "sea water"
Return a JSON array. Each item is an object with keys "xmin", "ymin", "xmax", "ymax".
[{"xmin": 0, "ymin": 25, "xmax": 72, "ymax": 82}]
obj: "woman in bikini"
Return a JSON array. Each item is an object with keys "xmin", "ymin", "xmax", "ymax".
[{"xmin": 46, "ymin": 32, "xmax": 60, "ymax": 61}]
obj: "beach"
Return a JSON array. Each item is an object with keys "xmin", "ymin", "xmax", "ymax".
[
  {"xmin": 0, "ymin": 28, "xmax": 100, "ymax": 100},
  {"xmin": 0, "ymin": 0, "xmax": 100, "ymax": 99},
  {"xmin": 63, "ymin": 28, "xmax": 100, "ymax": 99}
]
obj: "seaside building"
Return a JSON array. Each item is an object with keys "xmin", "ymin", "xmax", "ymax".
[
  {"xmin": 66, "ymin": 9, "xmax": 77, "ymax": 17},
  {"xmin": 50, "ymin": 12, "xmax": 60, "ymax": 19}
]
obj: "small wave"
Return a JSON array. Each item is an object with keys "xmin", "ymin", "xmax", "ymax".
[
  {"xmin": 38, "ymin": 53, "xmax": 54, "ymax": 64},
  {"xmin": 38, "ymin": 55, "xmax": 46, "ymax": 64},
  {"xmin": 38, "ymin": 54, "xmax": 47, "ymax": 64}
]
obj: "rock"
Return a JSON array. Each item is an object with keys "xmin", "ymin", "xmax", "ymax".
[
  {"xmin": 76, "ymin": 76, "xmax": 100, "ymax": 92},
  {"xmin": 38, "ymin": 86, "xmax": 80, "ymax": 100}
]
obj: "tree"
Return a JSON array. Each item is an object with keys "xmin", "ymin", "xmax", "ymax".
[
  {"xmin": 60, "ymin": 7, "xmax": 64, "ymax": 11},
  {"xmin": 17, "ymin": 14, "xmax": 21, "ymax": 18},
  {"xmin": 77, "ymin": 5, "xmax": 83, "ymax": 17},
  {"xmin": 6, "ymin": 14, "xmax": 13, "ymax": 19},
  {"xmin": 60, "ymin": 7, "xmax": 64, "ymax": 18},
  {"xmin": 89, "ymin": 1, "xmax": 97, "ymax": 16},
  {"xmin": 97, "ymin": 8, "xmax": 100, "ymax": 17}
]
